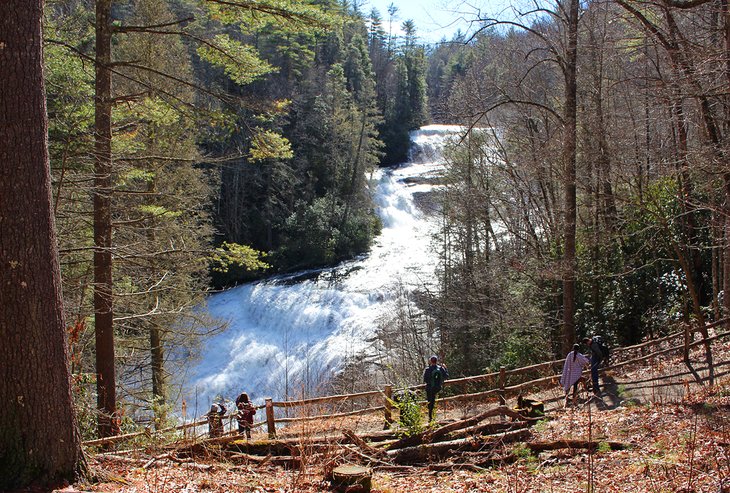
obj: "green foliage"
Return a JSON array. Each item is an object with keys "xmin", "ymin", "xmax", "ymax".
[
  {"xmin": 393, "ymin": 392, "xmax": 425, "ymax": 437},
  {"xmin": 248, "ymin": 128, "xmax": 294, "ymax": 161},
  {"xmin": 492, "ymin": 330, "xmax": 551, "ymax": 370},
  {"xmin": 512, "ymin": 443, "xmax": 533, "ymax": 459},
  {"xmin": 211, "ymin": 242, "xmax": 271, "ymax": 273},
  {"xmin": 380, "ymin": 46, "xmax": 429, "ymax": 164},
  {"xmin": 274, "ymin": 194, "xmax": 380, "ymax": 271},
  {"xmin": 197, "ymin": 34, "xmax": 276, "ymax": 85},
  {"xmin": 137, "ymin": 204, "xmax": 182, "ymax": 219},
  {"xmin": 205, "ymin": 0, "xmax": 335, "ymax": 34},
  {"xmin": 597, "ymin": 441, "xmax": 612, "ymax": 454}
]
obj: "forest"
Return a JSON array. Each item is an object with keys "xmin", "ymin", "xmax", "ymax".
[{"xmin": 1, "ymin": 0, "xmax": 730, "ymax": 488}]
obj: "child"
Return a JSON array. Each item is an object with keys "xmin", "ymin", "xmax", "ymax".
[
  {"xmin": 206, "ymin": 402, "xmax": 226, "ymax": 438},
  {"xmin": 234, "ymin": 392, "xmax": 256, "ymax": 439}
]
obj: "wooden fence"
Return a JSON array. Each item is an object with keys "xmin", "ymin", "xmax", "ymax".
[{"xmin": 82, "ymin": 325, "xmax": 729, "ymax": 447}]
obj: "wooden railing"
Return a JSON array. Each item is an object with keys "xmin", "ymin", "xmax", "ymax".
[{"xmin": 82, "ymin": 324, "xmax": 729, "ymax": 446}]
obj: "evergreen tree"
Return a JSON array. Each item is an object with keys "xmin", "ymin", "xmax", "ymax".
[{"xmin": 0, "ymin": 0, "xmax": 84, "ymax": 486}]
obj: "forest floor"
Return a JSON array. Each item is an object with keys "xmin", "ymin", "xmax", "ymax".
[{"xmin": 55, "ymin": 344, "xmax": 730, "ymax": 493}]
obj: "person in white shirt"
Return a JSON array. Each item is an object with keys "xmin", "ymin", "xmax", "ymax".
[{"xmin": 560, "ymin": 344, "xmax": 590, "ymax": 408}]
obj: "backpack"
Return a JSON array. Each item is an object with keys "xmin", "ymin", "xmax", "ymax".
[
  {"xmin": 592, "ymin": 336, "xmax": 610, "ymax": 364},
  {"xmin": 430, "ymin": 365, "xmax": 445, "ymax": 390}
]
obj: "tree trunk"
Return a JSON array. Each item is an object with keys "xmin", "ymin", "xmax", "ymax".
[
  {"xmin": 0, "ymin": 1, "xmax": 84, "ymax": 487},
  {"xmin": 94, "ymin": 0, "xmax": 119, "ymax": 438},
  {"xmin": 561, "ymin": 0, "xmax": 580, "ymax": 356},
  {"xmin": 722, "ymin": 0, "xmax": 730, "ymax": 321}
]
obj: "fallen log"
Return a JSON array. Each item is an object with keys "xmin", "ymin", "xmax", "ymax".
[
  {"xmin": 230, "ymin": 453, "xmax": 301, "ymax": 467},
  {"xmin": 387, "ymin": 429, "xmax": 532, "ymax": 464},
  {"xmin": 527, "ymin": 440, "xmax": 631, "ymax": 452},
  {"xmin": 447, "ymin": 420, "xmax": 531, "ymax": 441},
  {"xmin": 460, "ymin": 439, "xmax": 631, "ymax": 468},
  {"xmin": 180, "ymin": 435, "xmax": 344, "ymax": 457},
  {"xmin": 229, "ymin": 452, "xmax": 270, "ymax": 463},
  {"xmin": 387, "ymin": 406, "xmax": 534, "ymax": 450}
]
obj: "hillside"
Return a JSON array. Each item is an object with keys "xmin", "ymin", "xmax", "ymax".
[{"xmin": 49, "ymin": 339, "xmax": 729, "ymax": 493}]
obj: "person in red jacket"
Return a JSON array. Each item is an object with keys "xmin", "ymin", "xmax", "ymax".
[{"xmin": 234, "ymin": 391, "xmax": 256, "ymax": 439}]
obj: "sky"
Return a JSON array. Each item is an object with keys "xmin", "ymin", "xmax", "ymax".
[{"xmin": 362, "ymin": 0, "xmax": 502, "ymax": 44}]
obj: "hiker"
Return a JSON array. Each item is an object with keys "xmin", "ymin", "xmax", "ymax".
[
  {"xmin": 583, "ymin": 336, "xmax": 605, "ymax": 395},
  {"xmin": 560, "ymin": 343, "xmax": 591, "ymax": 407},
  {"xmin": 206, "ymin": 402, "xmax": 226, "ymax": 438},
  {"xmin": 234, "ymin": 391, "xmax": 256, "ymax": 439},
  {"xmin": 423, "ymin": 355, "xmax": 449, "ymax": 423}
]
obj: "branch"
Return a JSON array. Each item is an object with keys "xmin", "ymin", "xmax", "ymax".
[
  {"xmin": 464, "ymin": 17, "xmax": 550, "ymax": 45},
  {"xmin": 113, "ymin": 16, "xmax": 194, "ymax": 33},
  {"xmin": 659, "ymin": 0, "xmax": 712, "ymax": 8},
  {"xmin": 204, "ymin": 0, "xmax": 328, "ymax": 27},
  {"xmin": 614, "ymin": 0, "xmax": 673, "ymax": 51},
  {"xmin": 471, "ymin": 97, "xmax": 563, "ymax": 125}
]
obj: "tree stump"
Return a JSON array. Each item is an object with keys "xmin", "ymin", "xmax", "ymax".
[{"xmin": 330, "ymin": 464, "xmax": 372, "ymax": 492}]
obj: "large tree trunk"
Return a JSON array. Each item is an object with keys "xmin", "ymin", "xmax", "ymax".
[
  {"xmin": 94, "ymin": 0, "xmax": 119, "ymax": 438},
  {"xmin": 0, "ymin": 0, "xmax": 85, "ymax": 487},
  {"xmin": 561, "ymin": 0, "xmax": 580, "ymax": 356}
]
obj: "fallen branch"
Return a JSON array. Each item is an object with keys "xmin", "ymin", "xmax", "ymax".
[
  {"xmin": 448, "ymin": 420, "xmax": 532, "ymax": 441},
  {"xmin": 527, "ymin": 440, "xmax": 631, "ymax": 452},
  {"xmin": 143, "ymin": 452, "xmax": 176, "ymax": 469},
  {"xmin": 426, "ymin": 462, "xmax": 488, "ymax": 472},
  {"xmin": 92, "ymin": 454, "xmax": 148, "ymax": 465},
  {"xmin": 343, "ymin": 429, "xmax": 388, "ymax": 458},
  {"xmin": 342, "ymin": 444, "xmax": 393, "ymax": 467}
]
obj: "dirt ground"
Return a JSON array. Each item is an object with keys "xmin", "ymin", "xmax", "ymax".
[{"xmin": 44, "ymin": 339, "xmax": 730, "ymax": 493}]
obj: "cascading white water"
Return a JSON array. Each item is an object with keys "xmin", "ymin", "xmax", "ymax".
[{"xmin": 183, "ymin": 125, "xmax": 464, "ymax": 415}]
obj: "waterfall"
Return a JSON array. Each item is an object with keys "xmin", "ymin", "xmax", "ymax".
[{"xmin": 182, "ymin": 125, "xmax": 464, "ymax": 415}]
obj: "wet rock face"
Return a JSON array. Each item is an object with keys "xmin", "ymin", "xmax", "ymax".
[{"xmin": 412, "ymin": 191, "xmax": 441, "ymax": 215}]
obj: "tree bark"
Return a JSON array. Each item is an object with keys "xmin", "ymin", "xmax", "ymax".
[
  {"xmin": 561, "ymin": 0, "xmax": 580, "ymax": 356},
  {"xmin": 94, "ymin": 0, "xmax": 119, "ymax": 438},
  {"xmin": 0, "ymin": 1, "xmax": 84, "ymax": 487}
]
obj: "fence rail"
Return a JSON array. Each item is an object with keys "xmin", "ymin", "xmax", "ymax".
[{"xmin": 83, "ymin": 324, "xmax": 729, "ymax": 446}]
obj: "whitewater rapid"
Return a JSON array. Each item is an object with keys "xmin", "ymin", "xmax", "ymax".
[{"xmin": 182, "ymin": 125, "xmax": 464, "ymax": 416}]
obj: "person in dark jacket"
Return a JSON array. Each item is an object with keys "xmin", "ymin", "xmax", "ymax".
[
  {"xmin": 234, "ymin": 391, "xmax": 256, "ymax": 439},
  {"xmin": 583, "ymin": 337, "xmax": 604, "ymax": 396},
  {"xmin": 423, "ymin": 355, "xmax": 449, "ymax": 423}
]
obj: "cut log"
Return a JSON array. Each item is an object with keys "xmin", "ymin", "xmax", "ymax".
[{"xmin": 330, "ymin": 464, "xmax": 372, "ymax": 493}]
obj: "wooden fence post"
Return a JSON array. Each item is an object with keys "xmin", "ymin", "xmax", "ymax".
[
  {"xmin": 498, "ymin": 366, "xmax": 506, "ymax": 406},
  {"xmin": 384, "ymin": 385, "xmax": 393, "ymax": 428},
  {"xmin": 265, "ymin": 398, "xmax": 276, "ymax": 439}
]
